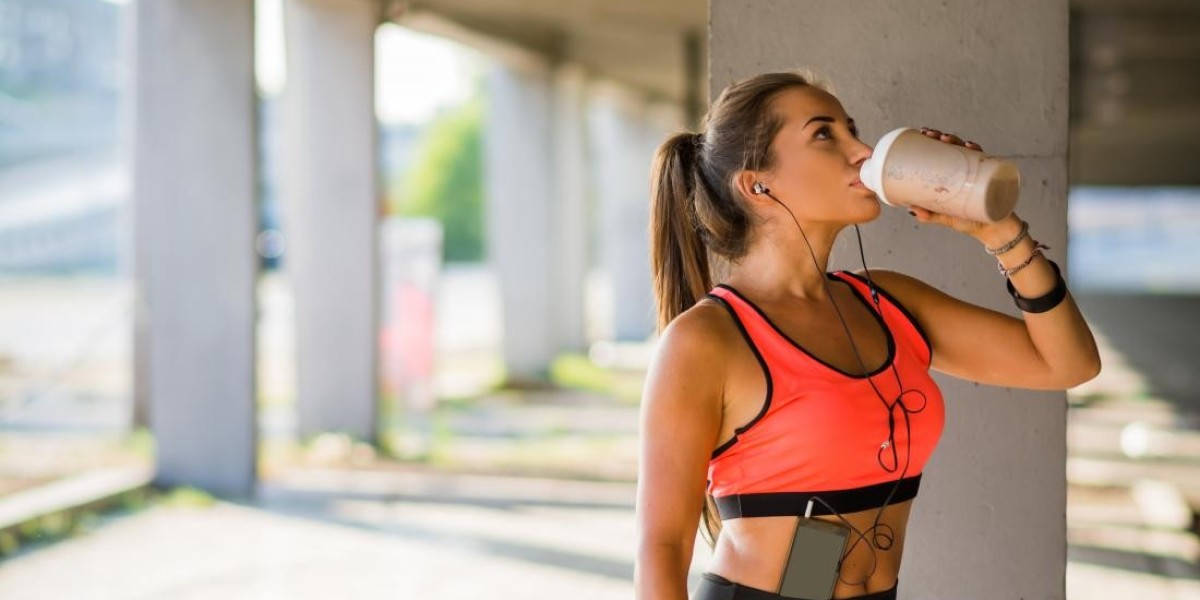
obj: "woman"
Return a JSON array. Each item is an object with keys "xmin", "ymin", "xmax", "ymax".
[{"xmin": 634, "ymin": 70, "xmax": 1101, "ymax": 600}]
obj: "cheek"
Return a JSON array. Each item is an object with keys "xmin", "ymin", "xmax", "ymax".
[{"xmin": 778, "ymin": 151, "xmax": 843, "ymax": 194}]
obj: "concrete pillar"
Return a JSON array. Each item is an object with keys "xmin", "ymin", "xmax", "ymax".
[
  {"xmin": 683, "ymin": 29, "xmax": 708, "ymax": 130},
  {"xmin": 133, "ymin": 0, "xmax": 258, "ymax": 497},
  {"xmin": 711, "ymin": 1, "xmax": 1069, "ymax": 598},
  {"xmin": 280, "ymin": 0, "xmax": 379, "ymax": 443},
  {"xmin": 550, "ymin": 64, "xmax": 591, "ymax": 355},
  {"xmin": 589, "ymin": 83, "xmax": 655, "ymax": 342},
  {"xmin": 484, "ymin": 62, "xmax": 556, "ymax": 380}
]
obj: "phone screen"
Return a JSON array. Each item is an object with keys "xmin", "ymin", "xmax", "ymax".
[{"xmin": 777, "ymin": 518, "xmax": 850, "ymax": 599}]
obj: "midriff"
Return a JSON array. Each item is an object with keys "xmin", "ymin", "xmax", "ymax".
[{"xmin": 706, "ymin": 499, "xmax": 913, "ymax": 598}]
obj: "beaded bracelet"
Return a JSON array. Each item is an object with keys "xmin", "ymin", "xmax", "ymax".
[
  {"xmin": 997, "ymin": 242, "xmax": 1050, "ymax": 278},
  {"xmin": 1006, "ymin": 258, "xmax": 1068, "ymax": 313},
  {"xmin": 984, "ymin": 219, "xmax": 1030, "ymax": 256}
]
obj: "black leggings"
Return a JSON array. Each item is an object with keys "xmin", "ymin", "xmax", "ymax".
[{"xmin": 693, "ymin": 572, "xmax": 898, "ymax": 600}]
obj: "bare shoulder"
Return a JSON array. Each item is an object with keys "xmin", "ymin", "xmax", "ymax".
[
  {"xmin": 652, "ymin": 296, "xmax": 739, "ymax": 368},
  {"xmin": 847, "ymin": 267, "xmax": 940, "ymax": 306},
  {"xmin": 641, "ymin": 296, "xmax": 741, "ymax": 419}
]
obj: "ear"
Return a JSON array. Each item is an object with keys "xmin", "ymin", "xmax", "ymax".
[{"xmin": 733, "ymin": 170, "xmax": 767, "ymax": 203}]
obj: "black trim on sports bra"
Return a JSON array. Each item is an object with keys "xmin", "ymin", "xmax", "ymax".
[
  {"xmin": 836, "ymin": 270, "xmax": 933, "ymax": 362},
  {"xmin": 704, "ymin": 293, "xmax": 774, "ymax": 460},
  {"xmin": 713, "ymin": 277, "xmax": 896, "ymax": 380},
  {"xmin": 714, "ymin": 474, "xmax": 923, "ymax": 519}
]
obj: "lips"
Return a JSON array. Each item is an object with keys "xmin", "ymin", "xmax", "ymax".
[{"xmin": 850, "ymin": 178, "xmax": 865, "ymax": 187}]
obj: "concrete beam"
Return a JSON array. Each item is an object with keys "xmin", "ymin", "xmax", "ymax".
[
  {"xmin": 711, "ymin": 1, "xmax": 1069, "ymax": 597},
  {"xmin": 1069, "ymin": 11, "xmax": 1200, "ymax": 184},
  {"xmin": 133, "ymin": 0, "xmax": 258, "ymax": 497}
]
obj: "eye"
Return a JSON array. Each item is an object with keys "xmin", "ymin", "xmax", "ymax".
[{"xmin": 814, "ymin": 126, "xmax": 832, "ymax": 140}]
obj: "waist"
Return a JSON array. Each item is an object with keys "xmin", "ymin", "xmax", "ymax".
[
  {"xmin": 707, "ymin": 503, "xmax": 913, "ymax": 599},
  {"xmin": 714, "ymin": 474, "xmax": 922, "ymax": 520},
  {"xmin": 698, "ymin": 572, "xmax": 899, "ymax": 600}
]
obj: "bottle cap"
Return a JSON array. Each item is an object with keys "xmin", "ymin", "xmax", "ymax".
[{"xmin": 859, "ymin": 127, "xmax": 916, "ymax": 207}]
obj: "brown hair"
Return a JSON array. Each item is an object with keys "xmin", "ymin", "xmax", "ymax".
[{"xmin": 647, "ymin": 69, "xmax": 829, "ymax": 549}]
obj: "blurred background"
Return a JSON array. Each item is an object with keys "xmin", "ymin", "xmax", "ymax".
[{"xmin": 0, "ymin": 0, "xmax": 1197, "ymax": 598}]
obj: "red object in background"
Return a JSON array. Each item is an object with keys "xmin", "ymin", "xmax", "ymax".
[{"xmin": 381, "ymin": 281, "xmax": 435, "ymax": 391}]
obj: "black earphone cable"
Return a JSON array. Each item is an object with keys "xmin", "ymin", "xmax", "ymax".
[{"xmin": 758, "ymin": 186, "xmax": 927, "ymax": 588}]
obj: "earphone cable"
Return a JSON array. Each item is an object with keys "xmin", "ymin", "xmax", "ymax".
[{"xmin": 760, "ymin": 188, "xmax": 926, "ymax": 587}]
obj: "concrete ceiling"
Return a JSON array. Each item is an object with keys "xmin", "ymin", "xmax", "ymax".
[
  {"xmin": 394, "ymin": 0, "xmax": 705, "ymax": 110},
  {"xmin": 392, "ymin": 0, "xmax": 1200, "ymax": 185},
  {"xmin": 1070, "ymin": 10, "xmax": 1200, "ymax": 184}
]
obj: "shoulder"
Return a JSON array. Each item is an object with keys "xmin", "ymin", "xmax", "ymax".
[
  {"xmin": 654, "ymin": 295, "xmax": 740, "ymax": 366},
  {"xmin": 641, "ymin": 296, "xmax": 736, "ymax": 416},
  {"xmin": 844, "ymin": 267, "xmax": 947, "ymax": 325},
  {"xmin": 845, "ymin": 268, "xmax": 935, "ymax": 303},
  {"xmin": 644, "ymin": 296, "xmax": 743, "ymax": 391}
]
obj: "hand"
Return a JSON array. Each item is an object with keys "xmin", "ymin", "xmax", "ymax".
[{"xmin": 906, "ymin": 127, "xmax": 990, "ymax": 237}]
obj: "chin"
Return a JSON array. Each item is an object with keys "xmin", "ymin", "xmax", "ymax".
[{"xmin": 850, "ymin": 199, "xmax": 882, "ymax": 224}]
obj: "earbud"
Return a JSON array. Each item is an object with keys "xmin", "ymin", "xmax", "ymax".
[{"xmin": 752, "ymin": 181, "xmax": 768, "ymax": 195}]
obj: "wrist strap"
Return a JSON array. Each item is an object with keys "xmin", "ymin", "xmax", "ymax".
[{"xmin": 1006, "ymin": 258, "xmax": 1067, "ymax": 313}]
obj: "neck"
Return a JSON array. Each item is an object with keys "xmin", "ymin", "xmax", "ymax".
[{"xmin": 725, "ymin": 219, "xmax": 846, "ymax": 303}]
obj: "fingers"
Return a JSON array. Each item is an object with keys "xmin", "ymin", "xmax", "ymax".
[
  {"xmin": 909, "ymin": 205, "xmax": 948, "ymax": 227},
  {"xmin": 919, "ymin": 126, "xmax": 981, "ymax": 150}
]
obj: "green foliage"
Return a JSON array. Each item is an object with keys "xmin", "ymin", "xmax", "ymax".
[
  {"xmin": 548, "ymin": 353, "xmax": 645, "ymax": 404},
  {"xmin": 391, "ymin": 94, "xmax": 485, "ymax": 263},
  {"xmin": 158, "ymin": 486, "xmax": 216, "ymax": 508}
]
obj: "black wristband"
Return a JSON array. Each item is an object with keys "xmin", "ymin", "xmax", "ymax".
[{"xmin": 1006, "ymin": 258, "xmax": 1067, "ymax": 313}]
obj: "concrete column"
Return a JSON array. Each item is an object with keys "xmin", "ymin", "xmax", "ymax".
[
  {"xmin": 280, "ymin": 0, "xmax": 379, "ymax": 443},
  {"xmin": 133, "ymin": 0, "xmax": 257, "ymax": 497},
  {"xmin": 683, "ymin": 29, "xmax": 708, "ymax": 130},
  {"xmin": 551, "ymin": 63, "xmax": 591, "ymax": 355},
  {"xmin": 711, "ymin": 1, "xmax": 1069, "ymax": 598},
  {"xmin": 484, "ymin": 63, "xmax": 556, "ymax": 380},
  {"xmin": 589, "ymin": 83, "xmax": 655, "ymax": 342}
]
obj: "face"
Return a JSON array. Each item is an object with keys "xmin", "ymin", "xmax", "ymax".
[{"xmin": 747, "ymin": 86, "xmax": 878, "ymax": 224}]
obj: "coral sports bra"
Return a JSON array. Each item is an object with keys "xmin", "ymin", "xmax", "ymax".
[{"xmin": 704, "ymin": 271, "xmax": 945, "ymax": 520}]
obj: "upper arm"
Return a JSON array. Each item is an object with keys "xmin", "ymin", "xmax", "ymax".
[
  {"xmin": 636, "ymin": 304, "xmax": 727, "ymax": 554},
  {"xmin": 854, "ymin": 268, "xmax": 1065, "ymax": 390}
]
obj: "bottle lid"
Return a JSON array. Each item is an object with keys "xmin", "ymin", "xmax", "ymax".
[{"xmin": 859, "ymin": 127, "xmax": 916, "ymax": 207}]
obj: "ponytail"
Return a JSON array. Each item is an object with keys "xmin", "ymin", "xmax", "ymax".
[
  {"xmin": 648, "ymin": 131, "xmax": 725, "ymax": 549},
  {"xmin": 649, "ymin": 132, "xmax": 713, "ymax": 334}
]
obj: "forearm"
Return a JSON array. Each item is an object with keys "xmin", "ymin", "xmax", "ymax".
[
  {"xmin": 635, "ymin": 542, "xmax": 692, "ymax": 600},
  {"xmin": 974, "ymin": 213, "xmax": 1101, "ymax": 387}
]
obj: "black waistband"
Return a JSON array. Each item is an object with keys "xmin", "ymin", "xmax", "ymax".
[
  {"xmin": 714, "ymin": 474, "xmax": 922, "ymax": 519},
  {"xmin": 698, "ymin": 572, "xmax": 898, "ymax": 600}
]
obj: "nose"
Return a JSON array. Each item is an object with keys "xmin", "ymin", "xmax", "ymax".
[{"xmin": 850, "ymin": 138, "xmax": 873, "ymax": 167}]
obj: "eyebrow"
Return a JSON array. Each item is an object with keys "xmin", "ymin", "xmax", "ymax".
[{"xmin": 803, "ymin": 116, "xmax": 857, "ymax": 129}]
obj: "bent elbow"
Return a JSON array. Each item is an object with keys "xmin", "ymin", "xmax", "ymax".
[
  {"xmin": 1083, "ymin": 349, "xmax": 1103, "ymax": 383},
  {"xmin": 1066, "ymin": 356, "xmax": 1103, "ymax": 389}
]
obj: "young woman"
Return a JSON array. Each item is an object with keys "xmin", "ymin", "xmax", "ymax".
[{"xmin": 635, "ymin": 70, "xmax": 1101, "ymax": 600}]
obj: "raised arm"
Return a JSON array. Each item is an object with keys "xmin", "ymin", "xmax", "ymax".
[
  {"xmin": 635, "ymin": 305, "xmax": 728, "ymax": 600},
  {"xmin": 858, "ymin": 214, "xmax": 1101, "ymax": 390}
]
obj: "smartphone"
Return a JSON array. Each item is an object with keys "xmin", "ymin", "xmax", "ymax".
[{"xmin": 777, "ymin": 517, "xmax": 850, "ymax": 599}]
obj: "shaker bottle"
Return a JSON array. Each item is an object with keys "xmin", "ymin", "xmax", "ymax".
[{"xmin": 859, "ymin": 127, "xmax": 1020, "ymax": 223}]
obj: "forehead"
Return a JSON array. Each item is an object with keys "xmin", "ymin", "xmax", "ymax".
[{"xmin": 772, "ymin": 86, "xmax": 851, "ymax": 127}]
